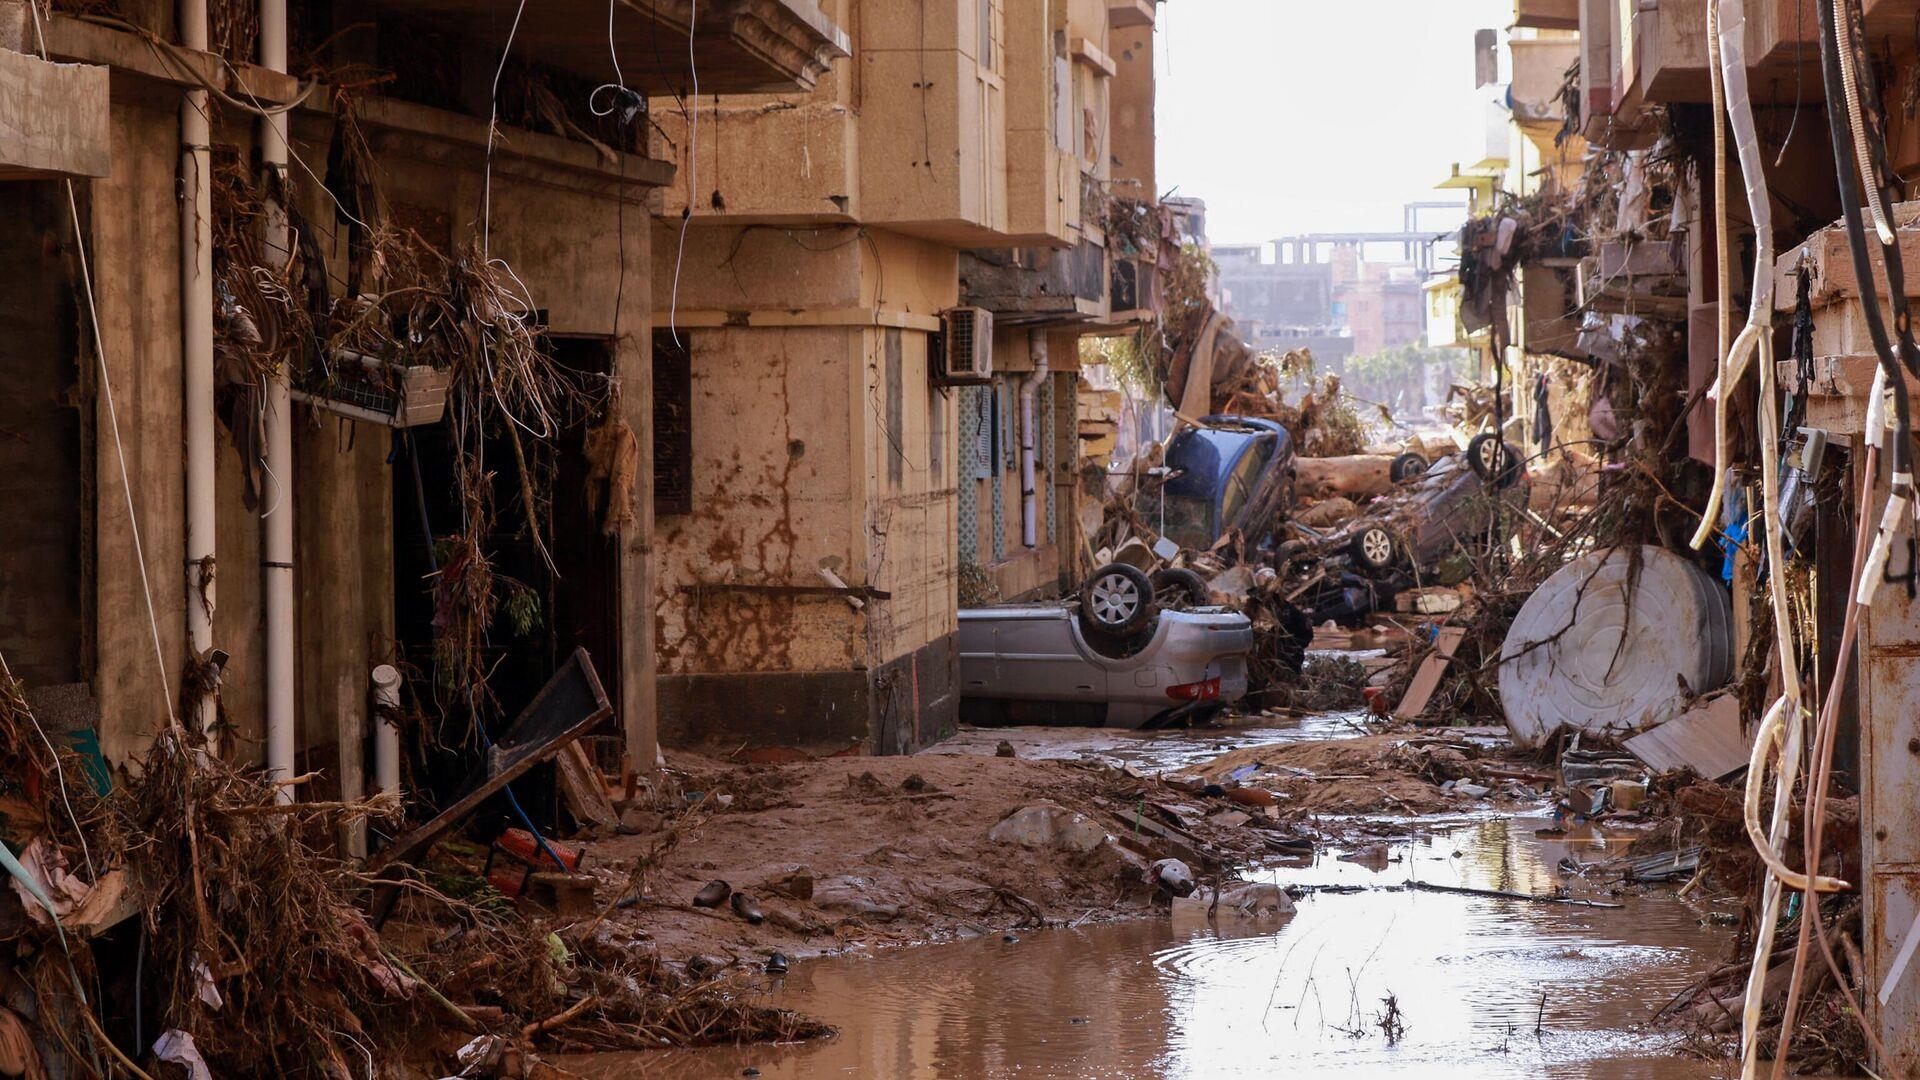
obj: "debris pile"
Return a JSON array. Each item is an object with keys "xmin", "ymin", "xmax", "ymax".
[{"xmin": 0, "ymin": 696, "xmax": 840, "ymax": 1077}]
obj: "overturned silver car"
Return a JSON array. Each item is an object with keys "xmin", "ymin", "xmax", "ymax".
[{"xmin": 957, "ymin": 563, "xmax": 1255, "ymax": 729}]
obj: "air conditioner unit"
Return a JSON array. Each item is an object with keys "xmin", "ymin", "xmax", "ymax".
[{"xmin": 935, "ymin": 306, "xmax": 994, "ymax": 385}]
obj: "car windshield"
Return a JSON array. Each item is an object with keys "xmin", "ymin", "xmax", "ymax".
[{"xmin": 1218, "ymin": 439, "xmax": 1273, "ymax": 528}]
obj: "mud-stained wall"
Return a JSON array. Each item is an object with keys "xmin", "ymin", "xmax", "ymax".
[
  {"xmin": 652, "ymin": 220, "xmax": 959, "ymax": 746},
  {"xmin": 654, "ymin": 325, "xmax": 860, "ymax": 675}
]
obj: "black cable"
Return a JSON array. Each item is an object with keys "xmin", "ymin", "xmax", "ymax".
[{"xmin": 1817, "ymin": 0, "xmax": 1915, "ymax": 480}]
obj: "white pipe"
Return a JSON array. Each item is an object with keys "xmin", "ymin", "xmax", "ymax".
[
  {"xmin": 371, "ymin": 664, "xmax": 402, "ymax": 797},
  {"xmin": 1714, "ymin": 5, "xmax": 1806, "ymax": 1077},
  {"xmin": 260, "ymin": 0, "xmax": 296, "ymax": 803},
  {"xmin": 1019, "ymin": 331, "xmax": 1049, "ymax": 550},
  {"xmin": 180, "ymin": 0, "xmax": 217, "ymax": 744}
]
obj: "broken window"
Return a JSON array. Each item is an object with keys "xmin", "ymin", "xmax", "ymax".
[{"xmin": 653, "ymin": 330, "xmax": 693, "ymax": 516}]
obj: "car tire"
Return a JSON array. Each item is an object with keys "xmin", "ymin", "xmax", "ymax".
[
  {"xmin": 1389, "ymin": 452, "xmax": 1428, "ymax": 483},
  {"xmin": 1349, "ymin": 525, "xmax": 1396, "ymax": 571},
  {"xmin": 1080, "ymin": 562, "xmax": 1155, "ymax": 636},
  {"xmin": 1467, "ymin": 433, "xmax": 1522, "ymax": 489},
  {"xmin": 1150, "ymin": 567, "xmax": 1210, "ymax": 608}
]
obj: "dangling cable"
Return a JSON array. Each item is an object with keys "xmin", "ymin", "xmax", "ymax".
[
  {"xmin": 1772, "ymin": 376, "xmax": 1883, "ymax": 1075},
  {"xmin": 1833, "ymin": 0, "xmax": 1899, "ymax": 245},
  {"xmin": 1711, "ymin": 6, "xmax": 1813, "ymax": 1076},
  {"xmin": 1762, "ymin": 1, "xmax": 1920, "ymax": 1066}
]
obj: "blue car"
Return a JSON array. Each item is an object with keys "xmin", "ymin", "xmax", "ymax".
[{"xmin": 1157, "ymin": 415, "xmax": 1297, "ymax": 552}]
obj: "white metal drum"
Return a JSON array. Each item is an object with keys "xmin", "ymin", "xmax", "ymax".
[{"xmin": 1499, "ymin": 545, "xmax": 1733, "ymax": 748}]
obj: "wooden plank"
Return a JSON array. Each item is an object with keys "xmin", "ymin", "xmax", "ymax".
[
  {"xmin": 555, "ymin": 742, "xmax": 619, "ymax": 830},
  {"xmin": 1622, "ymin": 694, "xmax": 1750, "ymax": 779},
  {"xmin": 367, "ymin": 649, "xmax": 612, "ymax": 917},
  {"xmin": 1393, "ymin": 626, "xmax": 1468, "ymax": 720}
]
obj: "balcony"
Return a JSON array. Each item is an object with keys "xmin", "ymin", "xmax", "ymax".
[
  {"xmin": 959, "ymin": 242, "xmax": 1109, "ymax": 326},
  {"xmin": 359, "ymin": 0, "xmax": 848, "ymax": 93},
  {"xmin": 1517, "ymin": 0, "xmax": 1579, "ymax": 30},
  {"xmin": 1423, "ymin": 273, "xmax": 1483, "ymax": 349},
  {"xmin": 1509, "ymin": 38, "xmax": 1580, "ymax": 127},
  {"xmin": 0, "ymin": 50, "xmax": 108, "ymax": 180},
  {"xmin": 1108, "ymin": 0, "xmax": 1158, "ymax": 29}
]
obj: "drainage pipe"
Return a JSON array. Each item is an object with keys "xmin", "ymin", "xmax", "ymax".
[
  {"xmin": 260, "ymin": 0, "xmax": 296, "ymax": 803},
  {"xmin": 1019, "ymin": 331, "xmax": 1050, "ymax": 549},
  {"xmin": 180, "ymin": 0, "xmax": 217, "ymax": 743},
  {"xmin": 371, "ymin": 664, "xmax": 402, "ymax": 798}
]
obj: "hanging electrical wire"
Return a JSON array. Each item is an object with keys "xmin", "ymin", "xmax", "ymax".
[
  {"xmin": 1766, "ymin": 2, "xmax": 1920, "ymax": 1067},
  {"xmin": 668, "ymin": 0, "xmax": 700, "ymax": 347},
  {"xmin": 1704, "ymin": 7, "xmax": 1820, "ymax": 1076}
]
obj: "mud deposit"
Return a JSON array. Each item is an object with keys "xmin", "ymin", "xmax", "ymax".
[{"xmin": 571, "ymin": 815, "xmax": 1743, "ymax": 1079}]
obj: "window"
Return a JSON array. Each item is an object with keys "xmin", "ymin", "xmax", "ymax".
[
  {"xmin": 885, "ymin": 329, "xmax": 905, "ymax": 487},
  {"xmin": 652, "ymin": 330, "xmax": 693, "ymax": 516},
  {"xmin": 1219, "ymin": 441, "xmax": 1273, "ymax": 528}
]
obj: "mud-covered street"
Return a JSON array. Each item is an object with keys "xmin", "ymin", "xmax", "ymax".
[{"xmin": 539, "ymin": 692, "xmax": 1764, "ymax": 1079}]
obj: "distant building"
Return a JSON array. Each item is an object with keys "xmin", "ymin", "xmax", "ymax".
[{"xmin": 1215, "ymin": 215, "xmax": 1453, "ymax": 367}]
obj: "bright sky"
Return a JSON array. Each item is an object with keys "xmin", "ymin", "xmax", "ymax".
[{"xmin": 1154, "ymin": 0, "xmax": 1512, "ymax": 248}]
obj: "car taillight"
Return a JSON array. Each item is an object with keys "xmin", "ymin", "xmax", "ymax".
[{"xmin": 1167, "ymin": 677, "xmax": 1221, "ymax": 702}]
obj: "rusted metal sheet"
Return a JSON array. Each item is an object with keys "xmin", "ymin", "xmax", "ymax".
[{"xmin": 1860, "ymin": 484, "xmax": 1920, "ymax": 1070}]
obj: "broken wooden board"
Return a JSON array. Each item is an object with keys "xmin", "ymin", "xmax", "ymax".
[
  {"xmin": 1393, "ymin": 626, "xmax": 1468, "ymax": 720},
  {"xmin": 1622, "ymin": 694, "xmax": 1749, "ymax": 780},
  {"xmin": 368, "ymin": 648, "xmax": 612, "ymax": 919},
  {"xmin": 1100, "ymin": 797, "xmax": 1214, "ymax": 868},
  {"xmin": 555, "ymin": 741, "xmax": 619, "ymax": 830}
]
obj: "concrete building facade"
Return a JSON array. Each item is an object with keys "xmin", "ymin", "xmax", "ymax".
[{"xmin": 645, "ymin": 0, "xmax": 1156, "ymax": 753}]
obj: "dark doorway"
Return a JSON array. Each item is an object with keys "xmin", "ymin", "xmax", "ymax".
[
  {"xmin": 0, "ymin": 182, "xmax": 86, "ymax": 689},
  {"xmin": 391, "ymin": 336, "xmax": 618, "ymax": 815},
  {"xmin": 547, "ymin": 337, "xmax": 623, "ymax": 713}
]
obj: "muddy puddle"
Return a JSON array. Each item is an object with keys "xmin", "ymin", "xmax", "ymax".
[
  {"xmin": 570, "ymin": 815, "xmax": 1742, "ymax": 1079},
  {"xmin": 926, "ymin": 710, "xmax": 1383, "ymax": 773}
]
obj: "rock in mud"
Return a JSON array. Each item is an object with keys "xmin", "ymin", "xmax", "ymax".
[
  {"xmin": 988, "ymin": 802, "xmax": 1110, "ymax": 853},
  {"xmin": 1172, "ymin": 882, "xmax": 1296, "ymax": 918},
  {"xmin": 812, "ymin": 876, "xmax": 904, "ymax": 920}
]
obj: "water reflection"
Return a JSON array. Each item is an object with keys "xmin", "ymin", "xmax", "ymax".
[{"xmin": 571, "ymin": 817, "xmax": 1740, "ymax": 1079}]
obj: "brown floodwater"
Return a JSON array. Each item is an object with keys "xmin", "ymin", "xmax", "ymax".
[
  {"xmin": 571, "ymin": 814, "xmax": 1750, "ymax": 1079},
  {"xmin": 923, "ymin": 709, "xmax": 1420, "ymax": 773}
]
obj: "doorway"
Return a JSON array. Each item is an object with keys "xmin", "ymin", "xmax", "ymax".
[{"xmin": 391, "ymin": 336, "xmax": 619, "ymax": 813}]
